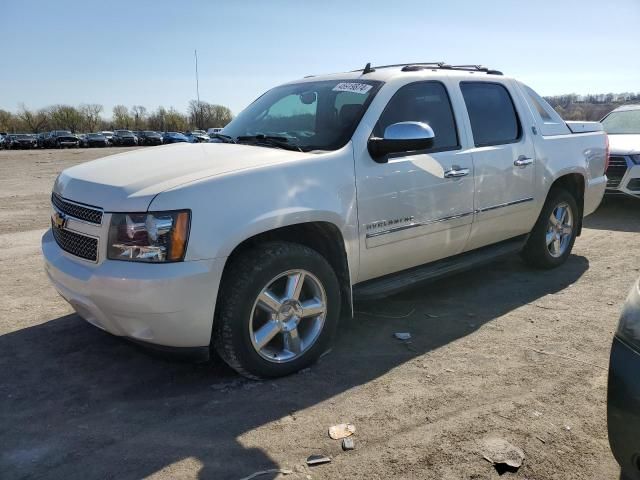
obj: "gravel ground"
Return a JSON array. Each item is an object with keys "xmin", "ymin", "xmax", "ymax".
[{"xmin": 1, "ymin": 147, "xmax": 638, "ymax": 480}]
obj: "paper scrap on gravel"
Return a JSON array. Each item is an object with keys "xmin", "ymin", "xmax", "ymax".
[{"xmin": 328, "ymin": 423, "xmax": 356, "ymax": 439}]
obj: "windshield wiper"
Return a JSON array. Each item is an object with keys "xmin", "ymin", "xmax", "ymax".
[
  {"xmin": 236, "ymin": 134, "xmax": 302, "ymax": 152},
  {"xmin": 209, "ymin": 133, "xmax": 237, "ymax": 144}
]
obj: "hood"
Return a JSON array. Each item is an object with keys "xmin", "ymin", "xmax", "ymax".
[
  {"xmin": 609, "ymin": 134, "xmax": 640, "ymax": 155},
  {"xmin": 54, "ymin": 143, "xmax": 313, "ymax": 212}
]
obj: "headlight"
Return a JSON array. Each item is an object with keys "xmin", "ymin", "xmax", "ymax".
[
  {"xmin": 616, "ymin": 279, "xmax": 640, "ymax": 351},
  {"xmin": 630, "ymin": 154, "xmax": 640, "ymax": 165},
  {"xmin": 107, "ymin": 210, "xmax": 190, "ymax": 262}
]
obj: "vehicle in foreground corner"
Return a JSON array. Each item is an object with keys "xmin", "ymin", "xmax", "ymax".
[
  {"xmin": 162, "ymin": 131, "xmax": 189, "ymax": 144},
  {"xmin": 608, "ymin": 276, "xmax": 640, "ymax": 480},
  {"xmin": 112, "ymin": 130, "xmax": 138, "ymax": 146},
  {"xmin": 601, "ymin": 105, "xmax": 640, "ymax": 199},
  {"xmin": 42, "ymin": 62, "xmax": 608, "ymax": 379}
]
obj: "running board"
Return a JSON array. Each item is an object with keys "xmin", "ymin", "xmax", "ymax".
[{"xmin": 353, "ymin": 235, "xmax": 528, "ymax": 300}]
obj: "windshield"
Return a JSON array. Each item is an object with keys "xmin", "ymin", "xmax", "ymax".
[
  {"xmin": 15, "ymin": 134, "xmax": 30, "ymax": 139},
  {"xmin": 222, "ymin": 79, "xmax": 382, "ymax": 152},
  {"xmin": 144, "ymin": 131, "xmax": 157, "ymax": 135},
  {"xmin": 56, "ymin": 131, "xmax": 72, "ymax": 136},
  {"xmin": 88, "ymin": 133, "xmax": 103, "ymax": 138},
  {"xmin": 602, "ymin": 109, "xmax": 640, "ymax": 134}
]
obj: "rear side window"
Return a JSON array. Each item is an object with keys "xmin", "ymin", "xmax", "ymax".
[
  {"xmin": 461, "ymin": 82, "xmax": 521, "ymax": 147},
  {"xmin": 374, "ymin": 81, "xmax": 459, "ymax": 152}
]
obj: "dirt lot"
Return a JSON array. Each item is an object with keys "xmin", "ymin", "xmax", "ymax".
[{"xmin": 1, "ymin": 147, "xmax": 638, "ymax": 480}]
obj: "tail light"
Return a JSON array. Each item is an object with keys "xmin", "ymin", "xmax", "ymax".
[{"xmin": 604, "ymin": 133, "xmax": 610, "ymax": 173}]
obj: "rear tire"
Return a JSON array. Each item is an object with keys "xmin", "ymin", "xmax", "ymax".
[
  {"xmin": 213, "ymin": 242, "xmax": 341, "ymax": 379},
  {"xmin": 522, "ymin": 188, "xmax": 579, "ymax": 269}
]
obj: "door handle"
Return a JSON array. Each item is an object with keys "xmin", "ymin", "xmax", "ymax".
[
  {"xmin": 514, "ymin": 156, "xmax": 534, "ymax": 167},
  {"xmin": 444, "ymin": 168, "xmax": 470, "ymax": 178}
]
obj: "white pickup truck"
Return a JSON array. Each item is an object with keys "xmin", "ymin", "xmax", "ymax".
[{"xmin": 42, "ymin": 63, "xmax": 608, "ymax": 378}]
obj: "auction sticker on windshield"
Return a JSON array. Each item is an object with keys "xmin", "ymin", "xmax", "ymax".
[{"xmin": 332, "ymin": 82, "xmax": 373, "ymax": 94}]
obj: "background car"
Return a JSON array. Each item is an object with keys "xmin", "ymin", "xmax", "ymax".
[
  {"xmin": 207, "ymin": 127, "xmax": 223, "ymax": 135},
  {"xmin": 85, "ymin": 133, "xmax": 109, "ymax": 147},
  {"xmin": 45, "ymin": 130, "xmax": 79, "ymax": 149},
  {"xmin": 601, "ymin": 105, "xmax": 640, "ymax": 199},
  {"xmin": 7, "ymin": 133, "xmax": 38, "ymax": 149},
  {"xmin": 99, "ymin": 131, "xmax": 114, "ymax": 145},
  {"xmin": 162, "ymin": 132, "xmax": 188, "ymax": 144},
  {"xmin": 0, "ymin": 134, "xmax": 6, "ymax": 149},
  {"xmin": 35, "ymin": 132, "xmax": 48, "ymax": 148},
  {"xmin": 77, "ymin": 134, "xmax": 88, "ymax": 147},
  {"xmin": 185, "ymin": 130, "xmax": 210, "ymax": 143},
  {"xmin": 136, "ymin": 130, "xmax": 163, "ymax": 146},
  {"xmin": 608, "ymin": 276, "xmax": 640, "ymax": 480},
  {"xmin": 112, "ymin": 130, "xmax": 138, "ymax": 146}
]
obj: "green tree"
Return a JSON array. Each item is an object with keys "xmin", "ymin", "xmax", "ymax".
[
  {"xmin": 17, "ymin": 104, "xmax": 49, "ymax": 133},
  {"xmin": 130, "ymin": 105, "xmax": 147, "ymax": 130},
  {"xmin": 48, "ymin": 105, "xmax": 83, "ymax": 132},
  {"xmin": 0, "ymin": 109, "xmax": 16, "ymax": 132},
  {"xmin": 80, "ymin": 104, "xmax": 103, "ymax": 132},
  {"xmin": 112, "ymin": 105, "xmax": 132, "ymax": 129}
]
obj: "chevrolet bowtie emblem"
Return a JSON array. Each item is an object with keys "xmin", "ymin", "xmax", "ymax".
[{"xmin": 52, "ymin": 211, "xmax": 66, "ymax": 229}]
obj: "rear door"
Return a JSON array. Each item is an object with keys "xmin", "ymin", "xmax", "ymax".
[
  {"xmin": 458, "ymin": 80, "xmax": 538, "ymax": 251},
  {"xmin": 354, "ymin": 79, "xmax": 475, "ymax": 281}
]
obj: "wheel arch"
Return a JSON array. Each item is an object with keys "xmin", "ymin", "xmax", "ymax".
[
  {"xmin": 217, "ymin": 221, "xmax": 354, "ymax": 323},
  {"xmin": 547, "ymin": 172, "xmax": 586, "ymax": 236}
]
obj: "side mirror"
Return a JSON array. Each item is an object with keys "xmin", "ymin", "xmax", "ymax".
[{"xmin": 367, "ymin": 121, "xmax": 435, "ymax": 163}]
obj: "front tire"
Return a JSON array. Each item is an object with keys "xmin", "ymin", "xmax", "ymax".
[
  {"xmin": 213, "ymin": 242, "xmax": 341, "ymax": 379},
  {"xmin": 522, "ymin": 188, "xmax": 579, "ymax": 269}
]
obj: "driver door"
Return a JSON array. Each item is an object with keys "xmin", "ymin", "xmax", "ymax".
[{"xmin": 354, "ymin": 80, "xmax": 475, "ymax": 282}]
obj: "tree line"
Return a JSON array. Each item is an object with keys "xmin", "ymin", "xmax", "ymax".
[
  {"xmin": 543, "ymin": 92, "xmax": 640, "ymax": 121},
  {"xmin": 0, "ymin": 100, "xmax": 233, "ymax": 133},
  {"xmin": 2, "ymin": 91, "xmax": 639, "ymax": 133}
]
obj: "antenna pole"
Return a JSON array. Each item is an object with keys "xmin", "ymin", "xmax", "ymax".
[{"xmin": 194, "ymin": 49, "xmax": 201, "ymax": 128}]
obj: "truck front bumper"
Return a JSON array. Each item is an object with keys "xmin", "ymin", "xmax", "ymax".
[{"xmin": 42, "ymin": 229, "xmax": 226, "ymax": 352}]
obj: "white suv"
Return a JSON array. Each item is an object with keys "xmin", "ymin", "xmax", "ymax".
[
  {"xmin": 601, "ymin": 104, "xmax": 640, "ymax": 198},
  {"xmin": 42, "ymin": 63, "xmax": 608, "ymax": 378}
]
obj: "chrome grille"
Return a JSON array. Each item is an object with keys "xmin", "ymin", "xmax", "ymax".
[
  {"xmin": 51, "ymin": 223, "xmax": 98, "ymax": 262},
  {"xmin": 606, "ymin": 156, "xmax": 628, "ymax": 189},
  {"xmin": 51, "ymin": 193, "xmax": 103, "ymax": 224}
]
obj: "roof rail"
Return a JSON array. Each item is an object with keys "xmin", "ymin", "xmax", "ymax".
[{"xmin": 355, "ymin": 62, "xmax": 503, "ymax": 76}]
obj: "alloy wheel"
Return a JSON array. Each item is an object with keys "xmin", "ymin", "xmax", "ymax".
[
  {"xmin": 546, "ymin": 202, "xmax": 573, "ymax": 258},
  {"xmin": 249, "ymin": 269, "xmax": 327, "ymax": 363}
]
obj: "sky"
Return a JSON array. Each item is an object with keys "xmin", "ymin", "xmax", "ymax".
[{"xmin": 1, "ymin": 0, "xmax": 639, "ymax": 117}]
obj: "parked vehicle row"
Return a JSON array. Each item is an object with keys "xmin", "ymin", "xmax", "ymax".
[{"xmin": 0, "ymin": 129, "xmax": 223, "ymax": 149}]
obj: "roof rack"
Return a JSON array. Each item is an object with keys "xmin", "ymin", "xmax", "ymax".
[{"xmin": 354, "ymin": 62, "xmax": 503, "ymax": 76}]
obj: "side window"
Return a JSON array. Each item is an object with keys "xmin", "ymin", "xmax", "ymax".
[
  {"xmin": 374, "ymin": 81, "xmax": 459, "ymax": 152},
  {"xmin": 522, "ymin": 84, "xmax": 565, "ymax": 124},
  {"xmin": 460, "ymin": 82, "xmax": 521, "ymax": 147}
]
